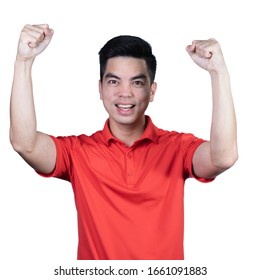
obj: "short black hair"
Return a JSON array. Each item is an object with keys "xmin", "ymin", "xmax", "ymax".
[{"xmin": 99, "ymin": 35, "xmax": 157, "ymax": 84}]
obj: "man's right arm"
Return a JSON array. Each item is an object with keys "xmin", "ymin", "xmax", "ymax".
[{"xmin": 10, "ymin": 24, "xmax": 56, "ymax": 174}]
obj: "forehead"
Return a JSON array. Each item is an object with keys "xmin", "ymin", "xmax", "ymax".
[{"xmin": 105, "ymin": 57, "xmax": 148, "ymax": 75}]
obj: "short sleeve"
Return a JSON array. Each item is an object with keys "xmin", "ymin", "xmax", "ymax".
[
  {"xmin": 36, "ymin": 135, "xmax": 74, "ymax": 181},
  {"xmin": 182, "ymin": 134, "xmax": 214, "ymax": 183}
]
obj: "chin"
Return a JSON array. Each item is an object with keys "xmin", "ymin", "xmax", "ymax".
[{"xmin": 111, "ymin": 114, "xmax": 141, "ymax": 126}]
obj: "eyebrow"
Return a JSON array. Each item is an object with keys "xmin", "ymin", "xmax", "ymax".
[
  {"xmin": 104, "ymin": 73, "xmax": 148, "ymax": 81},
  {"xmin": 104, "ymin": 73, "xmax": 120, "ymax": 80}
]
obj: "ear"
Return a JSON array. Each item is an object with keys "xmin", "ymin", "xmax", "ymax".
[
  {"xmin": 99, "ymin": 80, "xmax": 103, "ymax": 100},
  {"xmin": 149, "ymin": 82, "xmax": 157, "ymax": 102}
]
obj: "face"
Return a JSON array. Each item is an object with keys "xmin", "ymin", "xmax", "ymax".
[{"xmin": 99, "ymin": 57, "xmax": 157, "ymax": 130}]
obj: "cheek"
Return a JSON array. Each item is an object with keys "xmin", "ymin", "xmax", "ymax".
[
  {"xmin": 101, "ymin": 94, "xmax": 117, "ymax": 111},
  {"xmin": 138, "ymin": 89, "xmax": 153, "ymax": 102},
  {"xmin": 100, "ymin": 87, "xmax": 114, "ymax": 101}
]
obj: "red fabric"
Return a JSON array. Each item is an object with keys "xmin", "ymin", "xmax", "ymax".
[{"xmin": 39, "ymin": 116, "xmax": 212, "ymax": 259}]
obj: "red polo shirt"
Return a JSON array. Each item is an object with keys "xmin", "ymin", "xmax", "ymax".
[{"xmin": 40, "ymin": 116, "xmax": 212, "ymax": 260}]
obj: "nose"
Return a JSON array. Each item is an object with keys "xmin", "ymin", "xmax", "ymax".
[{"xmin": 118, "ymin": 83, "xmax": 133, "ymax": 98}]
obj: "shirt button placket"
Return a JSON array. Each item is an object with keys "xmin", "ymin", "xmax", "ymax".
[{"xmin": 126, "ymin": 151, "xmax": 135, "ymax": 186}]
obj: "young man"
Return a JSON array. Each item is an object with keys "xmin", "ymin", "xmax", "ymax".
[{"xmin": 10, "ymin": 24, "xmax": 238, "ymax": 260}]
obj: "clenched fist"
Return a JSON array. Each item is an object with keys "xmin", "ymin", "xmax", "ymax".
[
  {"xmin": 186, "ymin": 39, "xmax": 227, "ymax": 74},
  {"xmin": 16, "ymin": 24, "xmax": 54, "ymax": 62}
]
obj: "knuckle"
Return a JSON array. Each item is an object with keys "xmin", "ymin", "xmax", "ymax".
[{"xmin": 24, "ymin": 24, "xmax": 32, "ymax": 30}]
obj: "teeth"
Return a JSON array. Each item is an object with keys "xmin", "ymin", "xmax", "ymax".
[{"xmin": 117, "ymin": 104, "xmax": 134, "ymax": 109}]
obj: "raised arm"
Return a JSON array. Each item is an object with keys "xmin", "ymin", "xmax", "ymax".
[
  {"xmin": 10, "ymin": 24, "xmax": 56, "ymax": 174},
  {"xmin": 186, "ymin": 39, "xmax": 238, "ymax": 179}
]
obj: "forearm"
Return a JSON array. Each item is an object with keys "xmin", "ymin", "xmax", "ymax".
[
  {"xmin": 209, "ymin": 68, "xmax": 238, "ymax": 168},
  {"xmin": 10, "ymin": 60, "xmax": 37, "ymax": 152}
]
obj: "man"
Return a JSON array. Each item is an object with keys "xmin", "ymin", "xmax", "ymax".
[{"xmin": 10, "ymin": 24, "xmax": 238, "ymax": 260}]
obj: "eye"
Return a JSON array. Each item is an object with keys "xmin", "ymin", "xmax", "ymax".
[
  {"xmin": 133, "ymin": 80, "xmax": 144, "ymax": 87},
  {"xmin": 107, "ymin": 79, "xmax": 119, "ymax": 86}
]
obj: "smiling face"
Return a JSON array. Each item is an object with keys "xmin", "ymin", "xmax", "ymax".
[{"xmin": 99, "ymin": 56, "xmax": 157, "ymax": 134}]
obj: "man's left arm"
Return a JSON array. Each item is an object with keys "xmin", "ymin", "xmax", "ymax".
[{"xmin": 186, "ymin": 39, "xmax": 238, "ymax": 179}]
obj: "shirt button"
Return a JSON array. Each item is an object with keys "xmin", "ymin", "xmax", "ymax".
[{"xmin": 127, "ymin": 170, "xmax": 133, "ymax": 176}]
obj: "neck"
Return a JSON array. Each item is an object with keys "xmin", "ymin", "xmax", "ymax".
[{"xmin": 109, "ymin": 117, "xmax": 146, "ymax": 147}]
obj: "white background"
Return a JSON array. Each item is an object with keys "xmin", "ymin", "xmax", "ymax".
[{"xmin": 1, "ymin": 0, "xmax": 259, "ymax": 279}]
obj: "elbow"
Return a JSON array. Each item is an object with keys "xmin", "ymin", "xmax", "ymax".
[
  {"xmin": 9, "ymin": 132, "xmax": 19, "ymax": 152},
  {"xmin": 10, "ymin": 138, "xmax": 26, "ymax": 154},
  {"xmin": 213, "ymin": 149, "xmax": 239, "ymax": 170},
  {"xmin": 227, "ymin": 145, "xmax": 239, "ymax": 168},
  {"xmin": 222, "ymin": 153, "xmax": 239, "ymax": 169},
  {"xmin": 9, "ymin": 132, "xmax": 34, "ymax": 154}
]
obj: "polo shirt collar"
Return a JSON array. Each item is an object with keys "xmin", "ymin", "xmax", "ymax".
[{"xmin": 102, "ymin": 115, "xmax": 159, "ymax": 146}]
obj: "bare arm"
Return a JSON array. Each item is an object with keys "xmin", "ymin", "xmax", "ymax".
[
  {"xmin": 186, "ymin": 39, "xmax": 238, "ymax": 179},
  {"xmin": 10, "ymin": 24, "xmax": 56, "ymax": 174}
]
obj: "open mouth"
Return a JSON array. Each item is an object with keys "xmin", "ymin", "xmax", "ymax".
[{"xmin": 116, "ymin": 104, "xmax": 135, "ymax": 110}]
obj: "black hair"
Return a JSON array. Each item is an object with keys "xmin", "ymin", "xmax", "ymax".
[{"xmin": 98, "ymin": 35, "xmax": 157, "ymax": 84}]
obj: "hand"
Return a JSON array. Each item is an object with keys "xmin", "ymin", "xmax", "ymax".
[
  {"xmin": 186, "ymin": 39, "xmax": 227, "ymax": 74},
  {"xmin": 16, "ymin": 24, "xmax": 54, "ymax": 62}
]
